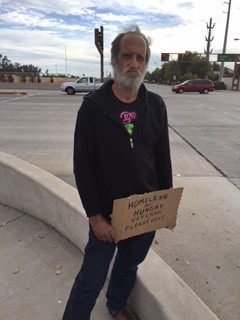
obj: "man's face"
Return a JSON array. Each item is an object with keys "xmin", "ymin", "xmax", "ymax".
[{"xmin": 113, "ymin": 34, "xmax": 148, "ymax": 91}]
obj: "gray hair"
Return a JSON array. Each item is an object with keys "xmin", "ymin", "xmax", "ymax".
[{"xmin": 111, "ymin": 25, "xmax": 151, "ymax": 66}]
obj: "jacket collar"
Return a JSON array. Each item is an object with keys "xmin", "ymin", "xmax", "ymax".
[{"xmin": 85, "ymin": 79, "xmax": 148, "ymax": 111}]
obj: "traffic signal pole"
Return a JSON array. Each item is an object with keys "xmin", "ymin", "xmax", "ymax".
[{"xmin": 94, "ymin": 26, "xmax": 104, "ymax": 82}]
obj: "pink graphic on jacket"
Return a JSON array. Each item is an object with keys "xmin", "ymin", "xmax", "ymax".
[
  {"xmin": 120, "ymin": 111, "xmax": 137, "ymax": 124},
  {"xmin": 120, "ymin": 111, "xmax": 137, "ymax": 136}
]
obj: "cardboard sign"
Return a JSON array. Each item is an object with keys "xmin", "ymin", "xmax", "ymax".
[{"xmin": 111, "ymin": 187, "xmax": 183, "ymax": 242}]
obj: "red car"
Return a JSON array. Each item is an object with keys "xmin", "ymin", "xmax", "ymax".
[{"xmin": 172, "ymin": 79, "xmax": 214, "ymax": 94}]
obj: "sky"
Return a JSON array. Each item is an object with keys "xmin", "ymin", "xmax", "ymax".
[{"xmin": 0, "ymin": 0, "xmax": 240, "ymax": 77}]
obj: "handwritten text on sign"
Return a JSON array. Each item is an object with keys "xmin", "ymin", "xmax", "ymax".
[{"xmin": 111, "ymin": 187, "xmax": 183, "ymax": 241}]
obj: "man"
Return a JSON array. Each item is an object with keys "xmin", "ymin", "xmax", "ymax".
[{"xmin": 62, "ymin": 25, "xmax": 172, "ymax": 320}]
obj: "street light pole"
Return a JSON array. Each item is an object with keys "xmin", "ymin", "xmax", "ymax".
[
  {"xmin": 219, "ymin": 0, "xmax": 232, "ymax": 82},
  {"xmin": 232, "ymin": 38, "xmax": 240, "ymax": 91},
  {"xmin": 65, "ymin": 45, "xmax": 68, "ymax": 76}
]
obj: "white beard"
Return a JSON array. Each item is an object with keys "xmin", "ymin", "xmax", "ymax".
[{"xmin": 113, "ymin": 65, "xmax": 146, "ymax": 92}]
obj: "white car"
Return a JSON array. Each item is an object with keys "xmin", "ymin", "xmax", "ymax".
[{"xmin": 61, "ymin": 77, "xmax": 103, "ymax": 95}]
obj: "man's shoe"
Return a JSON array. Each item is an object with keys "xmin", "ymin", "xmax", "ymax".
[{"xmin": 109, "ymin": 307, "xmax": 136, "ymax": 320}]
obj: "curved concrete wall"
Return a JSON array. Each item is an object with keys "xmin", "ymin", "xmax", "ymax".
[{"xmin": 0, "ymin": 151, "xmax": 219, "ymax": 320}]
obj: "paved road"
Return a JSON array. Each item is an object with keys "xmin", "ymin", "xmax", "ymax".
[
  {"xmin": 152, "ymin": 84, "xmax": 240, "ymax": 188},
  {"xmin": 150, "ymin": 85, "xmax": 240, "ymax": 320},
  {"xmin": 0, "ymin": 86, "xmax": 240, "ymax": 320}
]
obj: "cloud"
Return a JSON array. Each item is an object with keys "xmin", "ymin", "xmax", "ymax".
[
  {"xmin": 177, "ymin": 2, "xmax": 194, "ymax": 9},
  {"xmin": 0, "ymin": 0, "xmax": 239, "ymax": 76}
]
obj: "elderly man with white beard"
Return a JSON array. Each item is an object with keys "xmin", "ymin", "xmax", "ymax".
[{"xmin": 62, "ymin": 25, "xmax": 172, "ymax": 320}]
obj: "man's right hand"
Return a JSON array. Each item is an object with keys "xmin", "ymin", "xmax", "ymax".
[{"xmin": 89, "ymin": 214, "xmax": 117, "ymax": 243}]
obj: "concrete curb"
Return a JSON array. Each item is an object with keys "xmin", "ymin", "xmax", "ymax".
[{"xmin": 0, "ymin": 151, "xmax": 219, "ymax": 320}]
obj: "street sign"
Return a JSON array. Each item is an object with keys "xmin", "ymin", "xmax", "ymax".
[{"xmin": 217, "ymin": 54, "xmax": 236, "ymax": 62}]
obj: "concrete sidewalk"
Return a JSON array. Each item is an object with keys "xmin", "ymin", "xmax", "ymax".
[
  {"xmin": 0, "ymin": 202, "xmax": 220, "ymax": 320},
  {"xmin": 0, "ymin": 204, "xmax": 112, "ymax": 320},
  {"xmin": 0, "ymin": 151, "xmax": 220, "ymax": 320}
]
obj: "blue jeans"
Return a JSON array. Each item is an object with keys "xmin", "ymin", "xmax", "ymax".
[{"xmin": 62, "ymin": 226, "xmax": 155, "ymax": 320}]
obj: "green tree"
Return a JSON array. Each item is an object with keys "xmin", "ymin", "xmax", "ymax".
[
  {"xmin": 1, "ymin": 55, "xmax": 11, "ymax": 70},
  {"xmin": 165, "ymin": 61, "xmax": 180, "ymax": 83},
  {"xmin": 160, "ymin": 63, "xmax": 168, "ymax": 83},
  {"xmin": 145, "ymin": 68, "xmax": 162, "ymax": 83},
  {"xmin": 212, "ymin": 62, "xmax": 220, "ymax": 71},
  {"xmin": 179, "ymin": 72, "xmax": 197, "ymax": 82},
  {"xmin": 145, "ymin": 51, "xmax": 214, "ymax": 83},
  {"xmin": 144, "ymin": 70, "xmax": 151, "ymax": 82},
  {"xmin": 151, "ymin": 68, "xmax": 162, "ymax": 82},
  {"xmin": 179, "ymin": 51, "xmax": 211, "ymax": 79},
  {"xmin": 0, "ymin": 54, "xmax": 41, "ymax": 73}
]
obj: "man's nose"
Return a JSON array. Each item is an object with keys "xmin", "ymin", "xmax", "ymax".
[{"xmin": 129, "ymin": 56, "xmax": 138, "ymax": 68}]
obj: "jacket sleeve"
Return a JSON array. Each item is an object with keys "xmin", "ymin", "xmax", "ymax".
[
  {"xmin": 154, "ymin": 102, "xmax": 173, "ymax": 190},
  {"xmin": 73, "ymin": 100, "xmax": 102, "ymax": 217}
]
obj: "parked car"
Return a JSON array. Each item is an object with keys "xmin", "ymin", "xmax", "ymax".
[
  {"xmin": 172, "ymin": 79, "xmax": 214, "ymax": 94},
  {"xmin": 61, "ymin": 77, "xmax": 103, "ymax": 95}
]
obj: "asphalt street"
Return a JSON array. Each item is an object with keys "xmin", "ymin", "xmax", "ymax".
[{"xmin": 0, "ymin": 85, "xmax": 239, "ymax": 320}]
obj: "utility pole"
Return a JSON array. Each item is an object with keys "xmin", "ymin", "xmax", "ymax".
[
  {"xmin": 204, "ymin": 18, "xmax": 215, "ymax": 61},
  {"xmin": 65, "ymin": 45, "xmax": 68, "ymax": 76},
  {"xmin": 219, "ymin": 0, "xmax": 232, "ymax": 81}
]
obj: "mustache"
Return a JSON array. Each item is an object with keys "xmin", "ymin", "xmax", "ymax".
[{"xmin": 124, "ymin": 67, "xmax": 141, "ymax": 75}]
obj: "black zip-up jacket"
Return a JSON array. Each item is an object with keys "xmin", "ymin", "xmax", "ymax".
[{"xmin": 73, "ymin": 80, "xmax": 172, "ymax": 219}]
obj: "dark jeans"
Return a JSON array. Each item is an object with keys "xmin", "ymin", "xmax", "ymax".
[{"xmin": 62, "ymin": 227, "xmax": 155, "ymax": 320}]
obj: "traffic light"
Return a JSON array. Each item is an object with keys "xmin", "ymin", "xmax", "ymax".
[
  {"xmin": 95, "ymin": 26, "xmax": 104, "ymax": 55},
  {"xmin": 98, "ymin": 31, "xmax": 103, "ymax": 50},
  {"xmin": 161, "ymin": 53, "xmax": 169, "ymax": 61},
  {"xmin": 178, "ymin": 53, "xmax": 183, "ymax": 61},
  {"xmin": 98, "ymin": 26, "xmax": 103, "ymax": 51}
]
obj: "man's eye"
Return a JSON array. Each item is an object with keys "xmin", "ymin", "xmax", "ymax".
[
  {"xmin": 121, "ymin": 54, "xmax": 145, "ymax": 62},
  {"xmin": 123, "ymin": 54, "xmax": 131, "ymax": 59},
  {"xmin": 137, "ymin": 56, "xmax": 145, "ymax": 62}
]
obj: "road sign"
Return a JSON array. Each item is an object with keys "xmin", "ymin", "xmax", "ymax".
[{"xmin": 217, "ymin": 54, "xmax": 236, "ymax": 62}]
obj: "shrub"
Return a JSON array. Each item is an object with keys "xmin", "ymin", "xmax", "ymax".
[
  {"xmin": 213, "ymin": 81, "xmax": 226, "ymax": 90},
  {"xmin": 8, "ymin": 74, "xmax": 14, "ymax": 82},
  {"xmin": 20, "ymin": 75, "xmax": 26, "ymax": 83},
  {"xmin": 179, "ymin": 73, "xmax": 197, "ymax": 83}
]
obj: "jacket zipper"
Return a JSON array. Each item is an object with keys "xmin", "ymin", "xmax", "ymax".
[
  {"xmin": 104, "ymin": 111, "xmax": 135, "ymax": 149},
  {"xmin": 128, "ymin": 101, "xmax": 146, "ymax": 150},
  {"xmin": 130, "ymin": 137, "xmax": 134, "ymax": 148}
]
